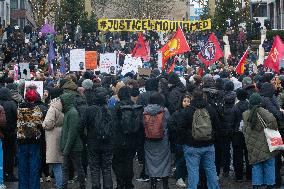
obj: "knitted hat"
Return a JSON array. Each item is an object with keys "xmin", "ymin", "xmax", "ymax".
[
  {"xmin": 242, "ymin": 77, "xmax": 252, "ymax": 87},
  {"xmin": 249, "ymin": 93, "xmax": 262, "ymax": 106},
  {"xmin": 25, "ymin": 89, "xmax": 38, "ymax": 103},
  {"xmin": 82, "ymin": 79, "xmax": 94, "ymax": 90}
]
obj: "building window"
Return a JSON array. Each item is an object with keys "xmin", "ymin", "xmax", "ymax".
[
  {"xmin": 20, "ymin": 0, "xmax": 25, "ymax": 9},
  {"xmin": 20, "ymin": 18, "xmax": 25, "ymax": 30},
  {"xmin": 11, "ymin": 0, "xmax": 18, "ymax": 9},
  {"xmin": 252, "ymin": 3, "xmax": 267, "ymax": 17}
]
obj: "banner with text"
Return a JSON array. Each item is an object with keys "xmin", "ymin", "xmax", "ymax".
[{"xmin": 98, "ymin": 19, "xmax": 211, "ymax": 32}]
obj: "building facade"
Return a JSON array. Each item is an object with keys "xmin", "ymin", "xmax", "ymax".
[
  {"xmin": 267, "ymin": 0, "xmax": 284, "ymax": 29},
  {"xmin": 0, "ymin": 0, "xmax": 10, "ymax": 27},
  {"xmin": 10, "ymin": 0, "xmax": 35, "ymax": 30}
]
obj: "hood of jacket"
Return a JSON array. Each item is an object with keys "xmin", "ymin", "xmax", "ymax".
[
  {"xmin": 60, "ymin": 93, "xmax": 75, "ymax": 113},
  {"xmin": 50, "ymin": 97, "xmax": 63, "ymax": 112},
  {"xmin": 62, "ymin": 80, "xmax": 78, "ymax": 92},
  {"xmin": 260, "ymin": 82, "xmax": 275, "ymax": 98},
  {"xmin": 144, "ymin": 104, "xmax": 164, "ymax": 115},
  {"xmin": 190, "ymin": 98, "xmax": 208, "ymax": 109},
  {"xmin": 10, "ymin": 89, "xmax": 23, "ymax": 103},
  {"xmin": 224, "ymin": 91, "xmax": 236, "ymax": 106},
  {"xmin": 0, "ymin": 87, "xmax": 12, "ymax": 101}
]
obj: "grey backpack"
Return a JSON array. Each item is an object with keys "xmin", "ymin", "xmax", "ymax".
[{"xmin": 192, "ymin": 108, "xmax": 212, "ymax": 141}]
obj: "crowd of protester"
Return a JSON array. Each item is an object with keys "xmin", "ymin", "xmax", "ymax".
[{"xmin": 0, "ymin": 21, "xmax": 283, "ymax": 189}]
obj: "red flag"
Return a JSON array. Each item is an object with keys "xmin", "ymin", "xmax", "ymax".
[
  {"xmin": 132, "ymin": 33, "xmax": 148, "ymax": 59},
  {"xmin": 167, "ymin": 58, "xmax": 177, "ymax": 74},
  {"xmin": 264, "ymin": 35, "xmax": 284, "ymax": 73},
  {"xmin": 198, "ymin": 33, "xmax": 224, "ymax": 67},
  {"xmin": 159, "ymin": 27, "xmax": 190, "ymax": 70},
  {"xmin": 236, "ymin": 47, "xmax": 249, "ymax": 75}
]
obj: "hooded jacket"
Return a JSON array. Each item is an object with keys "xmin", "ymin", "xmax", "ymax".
[
  {"xmin": 0, "ymin": 87, "xmax": 17, "ymax": 138},
  {"xmin": 221, "ymin": 91, "xmax": 236, "ymax": 136},
  {"xmin": 168, "ymin": 83, "xmax": 187, "ymax": 114},
  {"xmin": 178, "ymin": 98, "xmax": 219, "ymax": 147},
  {"xmin": 42, "ymin": 98, "xmax": 64, "ymax": 163},
  {"xmin": 60, "ymin": 93, "xmax": 83, "ymax": 155},
  {"xmin": 260, "ymin": 82, "xmax": 284, "ymax": 129}
]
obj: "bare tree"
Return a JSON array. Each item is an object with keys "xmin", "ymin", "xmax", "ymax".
[
  {"xmin": 28, "ymin": 0, "xmax": 59, "ymax": 26},
  {"xmin": 92, "ymin": 0, "xmax": 175, "ymax": 19}
]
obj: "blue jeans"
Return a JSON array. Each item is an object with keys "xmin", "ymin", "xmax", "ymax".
[
  {"xmin": 252, "ymin": 158, "xmax": 275, "ymax": 186},
  {"xmin": 183, "ymin": 145, "xmax": 220, "ymax": 189},
  {"xmin": 176, "ymin": 144, "xmax": 187, "ymax": 180},
  {"xmin": 0, "ymin": 140, "xmax": 3, "ymax": 185},
  {"xmin": 18, "ymin": 144, "xmax": 40, "ymax": 189},
  {"xmin": 52, "ymin": 163, "xmax": 62, "ymax": 189}
]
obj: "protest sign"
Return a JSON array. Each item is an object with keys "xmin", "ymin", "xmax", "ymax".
[
  {"xmin": 85, "ymin": 51, "xmax": 97, "ymax": 70},
  {"xmin": 98, "ymin": 19, "xmax": 211, "ymax": 32},
  {"xmin": 99, "ymin": 53, "xmax": 118, "ymax": 75},
  {"xmin": 14, "ymin": 64, "xmax": 19, "ymax": 81},
  {"xmin": 121, "ymin": 55, "xmax": 143, "ymax": 76},
  {"xmin": 138, "ymin": 68, "xmax": 151, "ymax": 79},
  {"xmin": 70, "ymin": 49, "xmax": 86, "ymax": 71},
  {"xmin": 19, "ymin": 63, "xmax": 30, "ymax": 80},
  {"xmin": 24, "ymin": 81, "xmax": 44, "ymax": 98}
]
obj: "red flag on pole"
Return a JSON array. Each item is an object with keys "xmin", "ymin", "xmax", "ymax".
[
  {"xmin": 236, "ymin": 47, "xmax": 249, "ymax": 75},
  {"xmin": 159, "ymin": 27, "xmax": 190, "ymax": 70},
  {"xmin": 198, "ymin": 33, "xmax": 224, "ymax": 67},
  {"xmin": 264, "ymin": 35, "xmax": 284, "ymax": 73},
  {"xmin": 132, "ymin": 33, "xmax": 149, "ymax": 59},
  {"xmin": 167, "ymin": 58, "xmax": 177, "ymax": 74}
]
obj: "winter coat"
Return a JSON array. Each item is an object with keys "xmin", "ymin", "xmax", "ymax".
[
  {"xmin": 81, "ymin": 104, "xmax": 113, "ymax": 150},
  {"xmin": 178, "ymin": 98, "xmax": 219, "ymax": 147},
  {"xmin": 244, "ymin": 84, "xmax": 257, "ymax": 99},
  {"xmin": 168, "ymin": 84, "xmax": 187, "ymax": 114},
  {"xmin": 0, "ymin": 87, "xmax": 17, "ymax": 138},
  {"xmin": 220, "ymin": 91, "xmax": 236, "ymax": 136},
  {"xmin": 60, "ymin": 93, "xmax": 83, "ymax": 155},
  {"xmin": 84, "ymin": 89, "xmax": 95, "ymax": 106},
  {"xmin": 112, "ymin": 99, "xmax": 141, "ymax": 149},
  {"xmin": 144, "ymin": 104, "xmax": 171, "ymax": 177},
  {"xmin": 168, "ymin": 110, "xmax": 185, "ymax": 145},
  {"xmin": 243, "ymin": 107, "xmax": 278, "ymax": 165},
  {"xmin": 261, "ymin": 95, "xmax": 284, "ymax": 129},
  {"xmin": 231, "ymin": 100, "xmax": 249, "ymax": 146},
  {"xmin": 42, "ymin": 98, "xmax": 64, "ymax": 164}
]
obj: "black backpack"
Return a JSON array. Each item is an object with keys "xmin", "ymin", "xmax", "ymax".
[
  {"xmin": 120, "ymin": 105, "xmax": 143, "ymax": 134},
  {"xmin": 93, "ymin": 105, "xmax": 114, "ymax": 140}
]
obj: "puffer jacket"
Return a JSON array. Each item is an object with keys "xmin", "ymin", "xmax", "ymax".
[
  {"xmin": 42, "ymin": 98, "xmax": 64, "ymax": 163},
  {"xmin": 0, "ymin": 87, "xmax": 17, "ymax": 138},
  {"xmin": 220, "ymin": 91, "xmax": 236, "ymax": 136},
  {"xmin": 243, "ymin": 107, "xmax": 278, "ymax": 165},
  {"xmin": 60, "ymin": 93, "xmax": 83, "ymax": 155}
]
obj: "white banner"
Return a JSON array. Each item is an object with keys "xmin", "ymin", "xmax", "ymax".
[
  {"xmin": 24, "ymin": 81, "xmax": 44, "ymax": 98},
  {"xmin": 121, "ymin": 55, "xmax": 143, "ymax": 76},
  {"xmin": 70, "ymin": 49, "xmax": 86, "ymax": 71},
  {"xmin": 99, "ymin": 53, "xmax": 117, "ymax": 75}
]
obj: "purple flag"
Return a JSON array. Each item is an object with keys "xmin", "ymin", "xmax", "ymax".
[{"xmin": 40, "ymin": 23, "xmax": 56, "ymax": 35}]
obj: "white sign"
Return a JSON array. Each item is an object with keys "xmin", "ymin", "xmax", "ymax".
[
  {"xmin": 70, "ymin": 49, "xmax": 86, "ymax": 71},
  {"xmin": 99, "ymin": 53, "xmax": 118, "ymax": 75},
  {"xmin": 158, "ymin": 51, "xmax": 163, "ymax": 69},
  {"xmin": 19, "ymin": 63, "xmax": 30, "ymax": 80},
  {"xmin": 121, "ymin": 55, "xmax": 143, "ymax": 76},
  {"xmin": 24, "ymin": 81, "xmax": 44, "ymax": 98}
]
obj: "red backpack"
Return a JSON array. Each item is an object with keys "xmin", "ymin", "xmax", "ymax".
[{"xmin": 144, "ymin": 110, "xmax": 165, "ymax": 141}]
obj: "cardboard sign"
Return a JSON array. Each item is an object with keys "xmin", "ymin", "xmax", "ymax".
[
  {"xmin": 99, "ymin": 53, "xmax": 118, "ymax": 75},
  {"xmin": 19, "ymin": 63, "xmax": 30, "ymax": 80},
  {"xmin": 24, "ymin": 81, "xmax": 44, "ymax": 98},
  {"xmin": 70, "ymin": 49, "xmax": 86, "ymax": 71},
  {"xmin": 138, "ymin": 68, "xmax": 151, "ymax": 79},
  {"xmin": 85, "ymin": 51, "xmax": 97, "ymax": 70},
  {"xmin": 121, "ymin": 55, "xmax": 143, "ymax": 76}
]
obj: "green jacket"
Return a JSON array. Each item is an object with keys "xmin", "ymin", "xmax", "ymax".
[
  {"xmin": 60, "ymin": 93, "xmax": 83, "ymax": 155},
  {"xmin": 243, "ymin": 107, "xmax": 278, "ymax": 165}
]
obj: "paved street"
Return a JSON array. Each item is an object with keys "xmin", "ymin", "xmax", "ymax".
[{"xmin": 5, "ymin": 161, "xmax": 252, "ymax": 189}]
